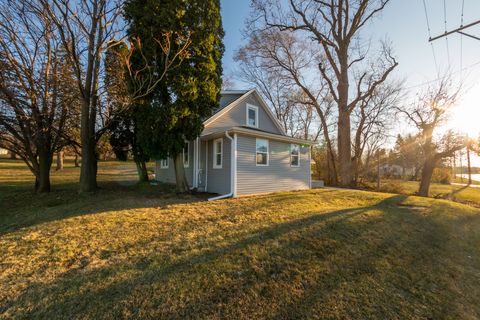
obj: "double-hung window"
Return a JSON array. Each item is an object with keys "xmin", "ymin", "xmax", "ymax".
[
  {"xmin": 213, "ymin": 138, "xmax": 223, "ymax": 169},
  {"xmin": 290, "ymin": 144, "xmax": 300, "ymax": 167},
  {"xmin": 183, "ymin": 141, "xmax": 189, "ymax": 168},
  {"xmin": 246, "ymin": 104, "xmax": 258, "ymax": 128},
  {"xmin": 256, "ymin": 139, "xmax": 269, "ymax": 166},
  {"xmin": 160, "ymin": 158, "xmax": 169, "ymax": 169}
]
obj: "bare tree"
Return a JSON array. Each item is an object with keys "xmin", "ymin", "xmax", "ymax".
[
  {"xmin": 236, "ymin": 29, "xmax": 338, "ymax": 183},
  {"xmin": 399, "ymin": 76, "xmax": 464, "ymax": 196},
  {"xmin": 250, "ymin": 0, "xmax": 398, "ymax": 186},
  {"xmin": 41, "ymin": 0, "xmax": 123, "ymax": 192},
  {"xmin": 352, "ymin": 80, "xmax": 402, "ymax": 183},
  {"xmin": 0, "ymin": 0, "xmax": 71, "ymax": 192}
]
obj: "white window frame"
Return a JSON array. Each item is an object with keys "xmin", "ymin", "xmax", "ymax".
[
  {"xmin": 290, "ymin": 144, "xmax": 300, "ymax": 167},
  {"xmin": 183, "ymin": 141, "xmax": 190, "ymax": 168},
  {"xmin": 246, "ymin": 104, "xmax": 259, "ymax": 128},
  {"xmin": 256, "ymin": 138, "xmax": 269, "ymax": 166},
  {"xmin": 213, "ymin": 138, "xmax": 223, "ymax": 169},
  {"xmin": 160, "ymin": 158, "xmax": 169, "ymax": 169}
]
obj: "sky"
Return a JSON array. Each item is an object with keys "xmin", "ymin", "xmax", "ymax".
[{"xmin": 220, "ymin": 0, "xmax": 480, "ymax": 165}]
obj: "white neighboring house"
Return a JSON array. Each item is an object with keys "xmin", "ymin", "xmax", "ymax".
[
  {"xmin": 0, "ymin": 148, "xmax": 8, "ymax": 155},
  {"xmin": 379, "ymin": 164, "xmax": 415, "ymax": 177},
  {"xmin": 154, "ymin": 89, "xmax": 314, "ymax": 199}
]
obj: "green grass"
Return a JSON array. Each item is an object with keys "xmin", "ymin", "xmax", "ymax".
[
  {"xmin": 364, "ymin": 179, "xmax": 480, "ymax": 208},
  {"xmin": 1, "ymin": 159, "xmax": 480, "ymax": 319}
]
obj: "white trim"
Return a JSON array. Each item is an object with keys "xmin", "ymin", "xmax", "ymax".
[
  {"xmin": 309, "ymin": 146, "xmax": 312, "ymax": 189},
  {"xmin": 203, "ymin": 89, "xmax": 286, "ymax": 135},
  {"xmin": 220, "ymin": 90, "xmax": 249, "ymax": 95},
  {"xmin": 201, "ymin": 127, "xmax": 313, "ymax": 145},
  {"xmin": 160, "ymin": 158, "xmax": 169, "ymax": 169},
  {"xmin": 290, "ymin": 144, "xmax": 300, "ymax": 167},
  {"xmin": 183, "ymin": 141, "xmax": 190, "ymax": 168},
  {"xmin": 251, "ymin": 89, "xmax": 286, "ymax": 135},
  {"xmin": 192, "ymin": 139, "xmax": 198, "ymax": 188},
  {"xmin": 213, "ymin": 138, "xmax": 223, "ymax": 169},
  {"xmin": 204, "ymin": 89, "xmax": 254, "ymax": 127},
  {"xmin": 205, "ymin": 140, "xmax": 208, "ymax": 191},
  {"xmin": 208, "ymin": 132, "xmax": 235, "ymax": 201},
  {"xmin": 233, "ymin": 133, "xmax": 237, "ymax": 197},
  {"xmin": 255, "ymin": 138, "xmax": 269, "ymax": 166},
  {"xmin": 246, "ymin": 104, "xmax": 259, "ymax": 128}
]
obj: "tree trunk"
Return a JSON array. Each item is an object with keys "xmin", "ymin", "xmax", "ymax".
[
  {"xmin": 419, "ymin": 159, "xmax": 435, "ymax": 197},
  {"xmin": 56, "ymin": 151, "xmax": 64, "ymax": 171},
  {"xmin": 35, "ymin": 151, "xmax": 52, "ymax": 193},
  {"xmin": 135, "ymin": 159, "xmax": 149, "ymax": 182},
  {"xmin": 173, "ymin": 153, "xmax": 189, "ymax": 193},
  {"xmin": 80, "ymin": 137, "xmax": 98, "ymax": 192},
  {"xmin": 467, "ymin": 145, "xmax": 472, "ymax": 185},
  {"xmin": 79, "ymin": 100, "xmax": 97, "ymax": 193},
  {"xmin": 9, "ymin": 151, "xmax": 17, "ymax": 159},
  {"xmin": 337, "ymin": 107, "xmax": 352, "ymax": 187},
  {"xmin": 377, "ymin": 152, "xmax": 381, "ymax": 191},
  {"xmin": 74, "ymin": 154, "xmax": 80, "ymax": 167}
]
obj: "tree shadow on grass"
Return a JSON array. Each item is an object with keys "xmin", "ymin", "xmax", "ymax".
[
  {"xmin": 0, "ymin": 181, "xmax": 207, "ymax": 236},
  {"xmin": 5, "ymin": 195, "xmax": 455, "ymax": 319}
]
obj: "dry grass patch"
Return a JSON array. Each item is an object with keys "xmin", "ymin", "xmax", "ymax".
[{"xmin": 1, "ymin": 160, "xmax": 480, "ymax": 319}]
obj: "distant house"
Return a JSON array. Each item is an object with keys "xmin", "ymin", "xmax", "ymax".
[
  {"xmin": 0, "ymin": 148, "xmax": 8, "ymax": 155},
  {"xmin": 154, "ymin": 89, "xmax": 313, "ymax": 199},
  {"xmin": 379, "ymin": 164, "xmax": 415, "ymax": 177}
]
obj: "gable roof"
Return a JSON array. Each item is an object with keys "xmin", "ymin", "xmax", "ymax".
[{"xmin": 204, "ymin": 89, "xmax": 286, "ymax": 135}]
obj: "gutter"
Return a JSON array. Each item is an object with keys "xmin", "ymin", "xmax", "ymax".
[{"xmin": 208, "ymin": 131, "xmax": 236, "ymax": 201}]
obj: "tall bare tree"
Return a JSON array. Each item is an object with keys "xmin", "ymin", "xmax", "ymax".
[
  {"xmin": 352, "ymin": 80, "xmax": 402, "ymax": 183},
  {"xmin": 0, "ymin": 0, "xmax": 71, "ymax": 192},
  {"xmin": 399, "ymin": 76, "xmax": 464, "ymax": 197},
  {"xmin": 250, "ymin": 0, "xmax": 398, "ymax": 186},
  {"xmin": 236, "ymin": 29, "xmax": 338, "ymax": 183},
  {"xmin": 41, "ymin": 0, "xmax": 123, "ymax": 192}
]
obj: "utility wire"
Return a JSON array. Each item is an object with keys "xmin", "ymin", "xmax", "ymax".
[
  {"xmin": 460, "ymin": 0, "xmax": 465, "ymax": 80},
  {"xmin": 443, "ymin": 0, "xmax": 451, "ymax": 65},
  {"xmin": 405, "ymin": 59, "xmax": 480, "ymax": 90},
  {"xmin": 422, "ymin": 0, "xmax": 439, "ymax": 74}
]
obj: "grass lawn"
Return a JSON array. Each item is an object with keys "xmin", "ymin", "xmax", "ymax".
[
  {"xmin": 1, "ymin": 159, "xmax": 480, "ymax": 319},
  {"xmin": 364, "ymin": 179, "xmax": 480, "ymax": 208}
]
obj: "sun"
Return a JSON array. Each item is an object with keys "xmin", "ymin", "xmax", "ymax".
[{"xmin": 448, "ymin": 86, "xmax": 480, "ymax": 138}]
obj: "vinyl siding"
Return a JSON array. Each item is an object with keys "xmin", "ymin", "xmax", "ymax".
[
  {"xmin": 204, "ymin": 137, "xmax": 231, "ymax": 194},
  {"xmin": 154, "ymin": 141, "xmax": 194, "ymax": 185},
  {"xmin": 204, "ymin": 94, "xmax": 283, "ymax": 135},
  {"xmin": 236, "ymin": 134, "xmax": 310, "ymax": 196}
]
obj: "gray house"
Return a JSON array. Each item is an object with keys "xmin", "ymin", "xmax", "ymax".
[{"xmin": 154, "ymin": 89, "xmax": 313, "ymax": 200}]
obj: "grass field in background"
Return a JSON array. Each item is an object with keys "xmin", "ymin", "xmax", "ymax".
[
  {"xmin": 363, "ymin": 179, "xmax": 480, "ymax": 208},
  {"xmin": 1, "ymin": 159, "xmax": 480, "ymax": 319}
]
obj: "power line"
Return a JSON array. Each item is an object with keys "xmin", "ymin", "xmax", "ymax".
[
  {"xmin": 443, "ymin": 0, "xmax": 451, "ymax": 64},
  {"xmin": 422, "ymin": 0, "xmax": 439, "ymax": 73},
  {"xmin": 405, "ymin": 59, "xmax": 480, "ymax": 90},
  {"xmin": 460, "ymin": 0, "xmax": 465, "ymax": 80}
]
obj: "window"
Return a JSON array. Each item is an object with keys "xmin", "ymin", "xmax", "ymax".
[
  {"xmin": 213, "ymin": 138, "xmax": 223, "ymax": 169},
  {"xmin": 246, "ymin": 104, "xmax": 258, "ymax": 127},
  {"xmin": 290, "ymin": 144, "xmax": 300, "ymax": 167},
  {"xmin": 183, "ymin": 141, "xmax": 189, "ymax": 168},
  {"xmin": 160, "ymin": 158, "xmax": 169, "ymax": 169},
  {"xmin": 256, "ymin": 139, "xmax": 269, "ymax": 166}
]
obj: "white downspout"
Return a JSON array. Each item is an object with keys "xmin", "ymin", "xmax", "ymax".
[
  {"xmin": 205, "ymin": 140, "xmax": 208, "ymax": 192},
  {"xmin": 309, "ymin": 145, "xmax": 312, "ymax": 189},
  {"xmin": 208, "ymin": 131, "xmax": 236, "ymax": 201}
]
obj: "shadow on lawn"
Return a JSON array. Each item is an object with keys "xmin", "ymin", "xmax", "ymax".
[
  {"xmin": 0, "ymin": 181, "xmax": 207, "ymax": 235},
  {"xmin": 6, "ymin": 194, "xmax": 465, "ymax": 319}
]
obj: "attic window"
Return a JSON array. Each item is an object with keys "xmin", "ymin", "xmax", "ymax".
[{"xmin": 246, "ymin": 104, "xmax": 258, "ymax": 128}]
